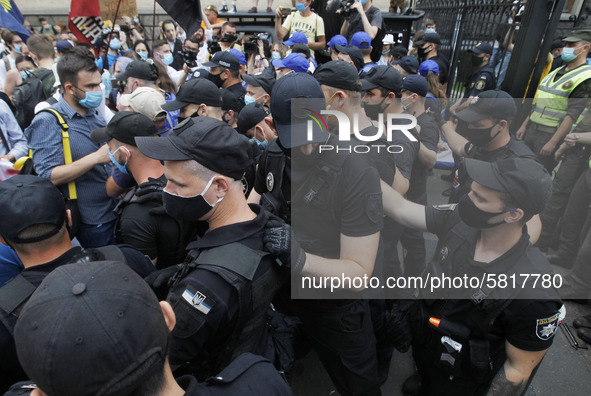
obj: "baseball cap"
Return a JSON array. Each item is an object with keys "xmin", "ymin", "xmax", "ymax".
[
  {"xmin": 56, "ymin": 40, "xmax": 73, "ymax": 53},
  {"xmin": 292, "ymin": 43, "xmax": 311, "ymax": 59},
  {"xmin": 136, "ymin": 117, "xmax": 253, "ymax": 180},
  {"xmin": 0, "ymin": 175, "xmax": 66, "ymax": 243},
  {"xmin": 115, "ymin": 60, "xmax": 159, "ymax": 81},
  {"xmin": 237, "ymin": 102, "xmax": 269, "ymax": 134},
  {"xmin": 270, "ymin": 73, "xmax": 327, "ymax": 148},
  {"xmin": 415, "ymin": 32, "xmax": 441, "ymax": 46},
  {"xmin": 391, "ymin": 45, "xmax": 408, "ymax": 60},
  {"xmin": 550, "ymin": 40, "xmax": 565, "ymax": 50},
  {"xmin": 283, "ymin": 31, "xmax": 308, "ymax": 46},
  {"xmin": 328, "ymin": 34, "xmax": 347, "ymax": 50},
  {"xmin": 383, "ymin": 34, "xmax": 396, "ymax": 45},
  {"xmin": 14, "ymin": 261, "xmax": 169, "ymax": 396},
  {"xmin": 118, "ymin": 87, "xmax": 167, "ymax": 122},
  {"xmin": 351, "ymin": 31, "xmax": 372, "ymax": 49},
  {"xmin": 334, "ymin": 44, "xmax": 364, "ymax": 71},
  {"xmin": 469, "ymin": 42, "xmax": 493, "ymax": 55},
  {"xmin": 91, "ymin": 111, "xmax": 158, "ymax": 146},
  {"xmin": 418, "ymin": 59, "xmax": 439, "ymax": 76},
  {"xmin": 402, "ymin": 74, "xmax": 428, "ymax": 97},
  {"xmin": 272, "ymin": 52, "xmax": 309, "ymax": 73},
  {"xmin": 394, "ymin": 55, "xmax": 419, "ymax": 74},
  {"xmin": 563, "ymin": 29, "xmax": 591, "ymax": 43},
  {"xmin": 465, "ymin": 157, "xmax": 552, "ymax": 215},
  {"xmin": 456, "ymin": 90, "xmax": 516, "ymax": 123},
  {"xmin": 161, "ymin": 78, "xmax": 222, "ymax": 111},
  {"xmin": 203, "ymin": 51, "xmax": 240, "ymax": 70},
  {"xmin": 242, "ymin": 67, "xmax": 276, "ymax": 95},
  {"xmin": 221, "ymin": 88, "xmax": 245, "ymax": 113},
  {"xmin": 361, "ymin": 65, "xmax": 403, "ymax": 93},
  {"xmin": 229, "ymin": 48, "xmax": 247, "ymax": 65},
  {"xmin": 314, "ymin": 60, "xmax": 362, "ymax": 92}
]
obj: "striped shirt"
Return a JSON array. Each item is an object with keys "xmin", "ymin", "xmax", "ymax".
[
  {"xmin": 0, "ymin": 100, "xmax": 27, "ymax": 159},
  {"xmin": 25, "ymin": 97, "xmax": 117, "ymax": 225}
]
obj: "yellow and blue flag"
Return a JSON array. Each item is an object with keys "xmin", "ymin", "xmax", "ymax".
[{"xmin": 0, "ymin": 0, "xmax": 30, "ymax": 40}]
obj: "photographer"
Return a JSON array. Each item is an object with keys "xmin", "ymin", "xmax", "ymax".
[
  {"xmin": 275, "ymin": 0, "xmax": 326, "ymax": 56},
  {"xmin": 245, "ymin": 34, "xmax": 271, "ymax": 75},
  {"xmin": 338, "ymin": 0, "xmax": 383, "ymax": 41}
]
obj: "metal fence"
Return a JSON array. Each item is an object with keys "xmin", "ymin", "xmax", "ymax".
[{"xmin": 415, "ymin": 0, "xmax": 528, "ymax": 99}]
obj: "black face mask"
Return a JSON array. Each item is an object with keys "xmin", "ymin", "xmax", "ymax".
[
  {"xmin": 363, "ymin": 97, "xmax": 388, "ymax": 121},
  {"xmin": 458, "ymin": 194, "xmax": 509, "ymax": 229},
  {"xmin": 208, "ymin": 72, "xmax": 224, "ymax": 88},
  {"xmin": 177, "ymin": 111, "xmax": 199, "ymax": 124},
  {"xmin": 418, "ymin": 45, "xmax": 431, "ymax": 59},
  {"xmin": 162, "ymin": 177, "xmax": 221, "ymax": 221},
  {"xmin": 291, "ymin": 145, "xmax": 321, "ymax": 170},
  {"xmin": 460, "ymin": 123, "xmax": 501, "ymax": 147},
  {"xmin": 471, "ymin": 54, "xmax": 485, "ymax": 67}
]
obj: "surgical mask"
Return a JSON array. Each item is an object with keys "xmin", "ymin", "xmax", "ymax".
[
  {"xmin": 76, "ymin": 88, "xmax": 103, "ymax": 109},
  {"xmin": 162, "ymin": 176, "xmax": 222, "ymax": 221},
  {"xmin": 425, "ymin": 28, "xmax": 436, "ymax": 34},
  {"xmin": 458, "ymin": 194, "xmax": 512, "ymax": 229},
  {"xmin": 208, "ymin": 72, "xmax": 224, "ymax": 88},
  {"xmin": 271, "ymin": 51, "xmax": 282, "ymax": 60},
  {"xmin": 562, "ymin": 46, "xmax": 583, "ymax": 62},
  {"xmin": 251, "ymin": 135, "xmax": 268, "ymax": 150},
  {"xmin": 55, "ymin": 56, "xmax": 61, "ymax": 63},
  {"xmin": 137, "ymin": 51, "xmax": 148, "ymax": 59},
  {"xmin": 460, "ymin": 123, "xmax": 501, "ymax": 147},
  {"xmin": 401, "ymin": 95, "xmax": 415, "ymax": 112},
  {"xmin": 108, "ymin": 146, "xmax": 130, "ymax": 174},
  {"xmin": 13, "ymin": 44, "xmax": 22, "ymax": 54},
  {"xmin": 161, "ymin": 53, "xmax": 174, "ymax": 65},
  {"xmin": 381, "ymin": 49, "xmax": 391, "ymax": 56},
  {"xmin": 19, "ymin": 70, "xmax": 29, "ymax": 80},
  {"xmin": 295, "ymin": 2, "xmax": 307, "ymax": 12},
  {"xmin": 109, "ymin": 38, "xmax": 122, "ymax": 50},
  {"xmin": 363, "ymin": 97, "xmax": 387, "ymax": 121},
  {"xmin": 133, "ymin": 17, "xmax": 139, "ymax": 24},
  {"xmin": 360, "ymin": 0, "xmax": 367, "ymax": 5}
]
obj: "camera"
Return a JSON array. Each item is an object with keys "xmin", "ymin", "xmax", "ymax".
[
  {"xmin": 207, "ymin": 36, "xmax": 221, "ymax": 54},
  {"xmin": 180, "ymin": 49, "xmax": 198, "ymax": 68},
  {"xmin": 328, "ymin": 0, "xmax": 357, "ymax": 18}
]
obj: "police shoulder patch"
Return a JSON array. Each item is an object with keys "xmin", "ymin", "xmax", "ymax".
[
  {"xmin": 562, "ymin": 81, "xmax": 573, "ymax": 90},
  {"xmin": 475, "ymin": 80, "xmax": 486, "ymax": 90},
  {"xmin": 266, "ymin": 172, "xmax": 275, "ymax": 192},
  {"xmin": 365, "ymin": 192, "xmax": 383, "ymax": 224},
  {"xmin": 182, "ymin": 285, "xmax": 216, "ymax": 315},
  {"xmin": 536, "ymin": 312, "xmax": 560, "ymax": 340},
  {"xmin": 433, "ymin": 204, "xmax": 457, "ymax": 211}
]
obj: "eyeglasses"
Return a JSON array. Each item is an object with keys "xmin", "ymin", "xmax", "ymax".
[{"xmin": 205, "ymin": 5, "xmax": 218, "ymax": 11}]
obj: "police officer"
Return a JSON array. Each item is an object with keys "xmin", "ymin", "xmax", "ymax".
[
  {"xmin": 381, "ymin": 157, "xmax": 563, "ymax": 396},
  {"xmin": 135, "ymin": 117, "xmax": 290, "ymax": 380},
  {"xmin": 264, "ymin": 72, "xmax": 384, "ymax": 395},
  {"xmin": 450, "ymin": 42, "xmax": 496, "ymax": 116},
  {"xmin": 90, "ymin": 111, "xmax": 189, "ymax": 269},
  {"xmin": 516, "ymin": 29, "xmax": 591, "ymax": 172},
  {"xmin": 0, "ymin": 175, "xmax": 155, "ymax": 393},
  {"xmin": 160, "ymin": 77, "xmax": 224, "ymax": 123}
]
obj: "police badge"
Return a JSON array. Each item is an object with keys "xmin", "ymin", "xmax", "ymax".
[{"xmin": 266, "ymin": 172, "xmax": 275, "ymax": 192}]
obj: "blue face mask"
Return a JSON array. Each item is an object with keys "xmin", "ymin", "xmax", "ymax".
[
  {"xmin": 425, "ymin": 28, "xmax": 436, "ymax": 34},
  {"xmin": 109, "ymin": 38, "xmax": 122, "ymax": 50},
  {"xmin": 251, "ymin": 136, "xmax": 268, "ymax": 150},
  {"xmin": 562, "ymin": 46, "xmax": 583, "ymax": 62},
  {"xmin": 271, "ymin": 51, "xmax": 281, "ymax": 60},
  {"xmin": 162, "ymin": 53, "xmax": 174, "ymax": 65},
  {"xmin": 55, "ymin": 56, "xmax": 61, "ymax": 63},
  {"xmin": 295, "ymin": 2, "xmax": 307, "ymax": 12},
  {"xmin": 13, "ymin": 44, "xmax": 22, "ymax": 54},
  {"xmin": 108, "ymin": 146, "xmax": 130, "ymax": 174},
  {"xmin": 20, "ymin": 70, "xmax": 29, "ymax": 80},
  {"xmin": 359, "ymin": 0, "xmax": 367, "ymax": 5},
  {"xmin": 137, "ymin": 51, "xmax": 148, "ymax": 59},
  {"xmin": 76, "ymin": 88, "xmax": 103, "ymax": 109},
  {"xmin": 133, "ymin": 17, "xmax": 139, "ymax": 24}
]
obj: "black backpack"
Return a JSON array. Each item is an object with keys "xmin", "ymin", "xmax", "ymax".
[{"xmin": 11, "ymin": 69, "xmax": 53, "ymax": 130}]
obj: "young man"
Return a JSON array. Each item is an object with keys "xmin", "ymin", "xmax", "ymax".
[
  {"xmin": 23, "ymin": 34, "xmax": 57, "ymax": 99},
  {"xmin": 204, "ymin": 51, "xmax": 246, "ymax": 102},
  {"xmin": 275, "ymin": 0, "xmax": 326, "ymax": 56},
  {"xmin": 414, "ymin": 32, "xmax": 449, "ymax": 87},
  {"xmin": 0, "ymin": 30, "xmax": 27, "ymax": 90},
  {"xmin": 340, "ymin": 0, "xmax": 383, "ymax": 42},
  {"xmin": 162, "ymin": 19, "xmax": 184, "ymax": 70}
]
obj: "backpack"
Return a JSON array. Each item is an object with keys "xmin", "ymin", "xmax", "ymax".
[{"xmin": 11, "ymin": 69, "xmax": 53, "ymax": 130}]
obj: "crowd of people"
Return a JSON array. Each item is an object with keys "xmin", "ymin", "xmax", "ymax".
[{"xmin": 0, "ymin": 1, "xmax": 590, "ymax": 395}]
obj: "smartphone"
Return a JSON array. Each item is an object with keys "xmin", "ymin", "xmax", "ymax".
[{"xmin": 281, "ymin": 7, "xmax": 292, "ymax": 16}]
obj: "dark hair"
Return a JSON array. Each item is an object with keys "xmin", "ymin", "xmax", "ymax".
[
  {"xmin": 162, "ymin": 19, "xmax": 176, "ymax": 29},
  {"xmin": 10, "ymin": 223, "xmax": 67, "ymax": 256},
  {"xmin": 127, "ymin": 358, "xmax": 167, "ymax": 396},
  {"xmin": 222, "ymin": 21, "xmax": 237, "ymax": 31},
  {"xmin": 152, "ymin": 61, "xmax": 177, "ymax": 94},
  {"xmin": 1, "ymin": 30, "xmax": 18, "ymax": 48},
  {"xmin": 186, "ymin": 36, "xmax": 201, "ymax": 45},
  {"xmin": 152, "ymin": 40, "xmax": 170, "ymax": 53},
  {"xmin": 15, "ymin": 55, "xmax": 36, "ymax": 66},
  {"xmin": 27, "ymin": 34, "xmax": 55, "ymax": 59},
  {"xmin": 499, "ymin": 191, "xmax": 532, "ymax": 225},
  {"xmin": 377, "ymin": 86, "xmax": 401, "ymax": 99},
  {"xmin": 133, "ymin": 40, "xmax": 152, "ymax": 57},
  {"xmin": 57, "ymin": 46, "xmax": 99, "ymax": 87}
]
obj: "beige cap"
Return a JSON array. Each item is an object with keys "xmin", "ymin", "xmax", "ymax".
[{"xmin": 119, "ymin": 87, "xmax": 167, "ymax": 122}]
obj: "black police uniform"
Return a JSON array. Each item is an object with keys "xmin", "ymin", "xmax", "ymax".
[
  {"xmin": 449, "ymin": 138, "xmax": 536, "ymax": 204},
  {"xmin": 166, "ymin": 205, "xmax": 289, "ymax": 380},
  {"xmin": 0, "ymin": 246, "xmax": 155, "ymax": 393},
  {"xmin": 114, "ymin": 175, "xmax": 189, "ymax": 269},
  {"xmin": 464, "ymin": 64, "xmax": 496, "ymax": 99},
  {"xmin": 255, "ymin": 138, "xmax": 292, "ymax": 224},
  {"xmin": 410, "ymin": 205, "xmax": 562, "ymax": 395},
  {"xmin": 177, "ymin": 353, "xmax": 291, "ymax": 395},
  {"xmin": 401, "ymin": 112, "xmax": 440, "ymax": 277},
  {"xmin": 291, "ymin": 133, "xmax": 384, "ymax": 396}
]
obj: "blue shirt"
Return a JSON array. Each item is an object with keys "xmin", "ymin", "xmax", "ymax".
[
  {"xmin": 0, "ymin": 244, "xmax": 22, "ymax": 286},
  {"xmin": 25, "ymin": 97, "xmax": 117, "ymax": 225},
  {"xmin": 0, "ymin": 100, "xmax": 27, "ymax": 160}
]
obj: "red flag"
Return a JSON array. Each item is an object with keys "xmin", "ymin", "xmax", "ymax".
[{"xmin": 68, "ymin": 0, "xmax": 104, "ymax": 49}]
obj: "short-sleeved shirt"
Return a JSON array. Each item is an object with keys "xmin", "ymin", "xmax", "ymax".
[
  {"xmin": 464, "ymin": 65, "xmax": 496, "ymax": 98},
  {"xmin": 552, "ymin": 63, "xmax": 591, "ymax": 120},
  {"xmin": 344, "ymin": 6, "xmax": 383, "ymax": 41},
  {"xmin": 282, "ymin": 11, "xmax": 325, "ymax": 56},
  {"xmin": 24, "ymin": 97, "xmax": 118, "ymax": 225},
  {"xmin": 407, "ymin": 112, "xmax": 440, "ymax": 203},
  {"xmin": 426, "ymin": 54, "xmax": 450, "ymax": 86}
]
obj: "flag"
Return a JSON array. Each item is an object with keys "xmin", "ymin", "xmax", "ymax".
[
  {"xmin": 68, "ymin": 0, "xmax": 104, "ymax": 49},
  {"xmin": 0, "ymin": 0, "xmax": 30, "ymax": 40},
  {"xmin": 156, "ymin": 0, "xmax": 202, "ymax": 39}
]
